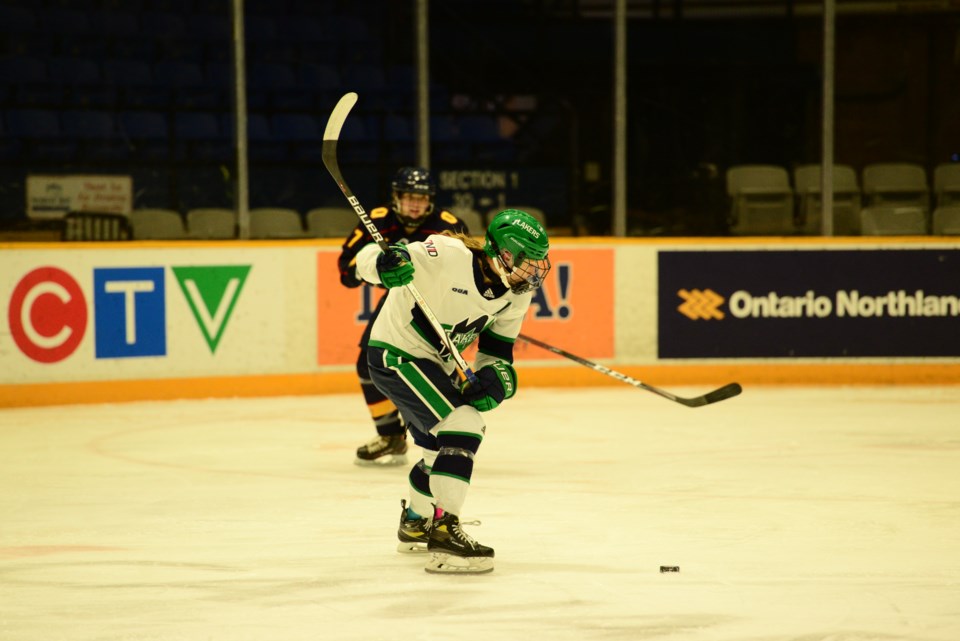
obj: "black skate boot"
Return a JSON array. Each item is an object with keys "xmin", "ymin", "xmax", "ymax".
[
  {"xmin": 425, "ymin": 509, "xmax": 494, "ymax": 574},
  {"xmin": 355, "ymin": 433, "xmax": 407, "ymax": 466},
  {"xmin": 397, "ymin": 500, "xmax": 430, "ymax": 553}
]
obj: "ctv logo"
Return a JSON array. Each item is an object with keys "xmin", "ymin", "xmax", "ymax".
[
  {"xmin": 8, "ymin": 267, "xmax": 88, "ymax": 363},
  {"xmin": 7, "ymin": 265, "xmax": 250, "ymax": 364},
  {"xmin": 677, "ymin": 288, "xmax": 725, "ymax": 320}
]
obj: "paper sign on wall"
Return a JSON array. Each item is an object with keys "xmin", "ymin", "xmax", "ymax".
[{"xmin": 27, "ymin": 175, "xmax": 133, "ymax": 220}]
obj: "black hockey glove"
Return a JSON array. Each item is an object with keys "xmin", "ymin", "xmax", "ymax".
[
  {"xmin": 376, "ymin": 245, "xmax": 414, "ymax": 288},
  {"xmin": 459, "ymin": 362, "xmax": 517, "ymax": 412}
]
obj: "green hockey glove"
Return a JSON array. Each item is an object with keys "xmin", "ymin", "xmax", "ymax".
[
  {"xmin": 460, "ymin": 361, "xmax": 517, "ymax": 412},
  {"xmin": 376, "ymin": 245, "xmax": 415, "ymax": 288}
]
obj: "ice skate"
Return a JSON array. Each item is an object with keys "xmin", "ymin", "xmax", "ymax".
[
  {"xmin": 425, "ymin": 510, "xmax": 494, "ymax": 574},
  {"xmin": 396, "ymin": 499, "xmax": 430, "ymax": 553},
  {"xmin": 355, "ymin": 433, "xmax": 408, "ymax": 466}
]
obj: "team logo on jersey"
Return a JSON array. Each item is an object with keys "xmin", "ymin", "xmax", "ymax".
[
  {"xmin": 452, "ymin": 287, "xmax": 468, "ymax": 295},
  {"xmin": 451, "ymin": 329, "xmax": 481, "ymax": 353},
  {"xmin": 424, "ymin": 238, "xmax": 439, "ymax": 257}
]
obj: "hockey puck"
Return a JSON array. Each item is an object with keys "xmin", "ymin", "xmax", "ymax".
[{"xmin": 659, "ymin": 566, "xmax": 680, "ymax": 573}]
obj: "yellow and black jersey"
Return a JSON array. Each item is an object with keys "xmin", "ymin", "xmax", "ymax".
[{"xmin": 337, "ymin": 206, "xmax": 469, "ymax": 288}]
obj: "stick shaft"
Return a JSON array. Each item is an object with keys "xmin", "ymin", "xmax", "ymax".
[
  {"xmin": 518, "ymin": 333, "xmax": 741, "ymax": 408},
  {"xmin": 322, "ymin": 93, "xmax": 476, "ymax": 384}
]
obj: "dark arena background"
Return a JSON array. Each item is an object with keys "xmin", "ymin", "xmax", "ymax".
[{"xmin": 1, "ymin": 0, "xmax": 959, "ymax": 236}]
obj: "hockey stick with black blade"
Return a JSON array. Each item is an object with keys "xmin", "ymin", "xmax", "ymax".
[
  {"xmin": 518, "ymin": 333, "xmax": 742, "ymax": 408},
  {"xmin": 321, "ymin": 92, "xmax": 478, "ymax": 385}
]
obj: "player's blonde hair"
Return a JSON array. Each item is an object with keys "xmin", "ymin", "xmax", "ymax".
[{"xmin": 441, "ymin": 230, "xmax": 485, "ymax": 252}]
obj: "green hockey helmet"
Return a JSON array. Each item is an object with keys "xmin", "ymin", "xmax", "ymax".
[{"xmin": 483, "ymin": 209, "xmax": 551, "ymax": 294}]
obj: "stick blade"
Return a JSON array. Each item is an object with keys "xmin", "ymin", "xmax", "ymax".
[
  {"xmin": 323, "ymin": 92, "xmax": 358, "ymax": 141},
  {"xmin": 701, "ymin": 382, "xmax": 742, "ymax": 405},
  {"xmin": 673, "ymin": 382, "xmax": 742, "ymax": 408}
]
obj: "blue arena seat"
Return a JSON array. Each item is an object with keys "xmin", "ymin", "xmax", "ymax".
[
  {"xmin": 383, "ymin": 114, "xmax": 414, "ymax": 142},
  {"xmin": 155, "ymin": 60, "xmax": 221, "ymax": 108},
  {"xmin": 6, "ymin": 108, "xmax": 77, "ymax": 160},
  {"xmin": 0, "ymin": 56, "xmax": 59, "ymax": 106},
  {"xmin": 189, "ymin": 13, "xmax": 230, "ymax": 40},
  {"xmin": 7, "ymin": 108, "xmax": 61, "ymax": 139},
  {"xmin": 102, "ymin": 59, "xmax": 168, "ymax": 108},
  {"xmin": 272, "ymin": 113, "xmax": 324, "ymax": 161},
  {"xmin": 119, "ymin": 111, "xmax": 170, "ymax": 160},
  {"xmin": 299, "ymin": 63, "xmax": 340, "ymax": 103},
  {"xmin": 154, "ymin": 60, "xmax": 205, "ymax": 88},
  {"xmin": 0, "ymin": 6, "xmax": 36, "ymax": 34},
  {"xmin": 47, "ymin": 57, "xmax": 100, "ymax": 85},
  {"xmin": 175, "ymin": 112, "xmax": 229, "ymax": 161},
  {"xmin": 139, "ymin": 11, "xmax": 186, "ymax": 38},
  {"xmin": 249, "ymin": 62, "xmax": 310, "ymax": 109},
  {"xmin": 92, "ymin": 10, "xmax": 139, "ymax": 38},
  {"xmin": 271, "ymin": 113, "xmax": 321, "ymax": 142},
  {"xmin": 62, "ymin": 110, "xmax": 129, "ymax": 160},
  {"xmin": 47, "ymin": 57, "xmax": 114, "ymax": 106},
  {"xmin": 0, "ymin": 56, "xmax": 46, "ymax": 84},
  {"xmin": 46, "ymin": 9, "xmax": 91, "ymax": 35}
]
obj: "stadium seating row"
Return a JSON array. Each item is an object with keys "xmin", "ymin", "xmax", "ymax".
[
  {"xmin": 0, "ymin": 109, "xmax": 515, "ymax": 163},
  {"xmin": 1, "ymin": 2, "xmax": 378, "ymax": 69},
  {"xmin": 0, "ymin": 7, "xmax": 363, "ymax": 43},
  {"xmin": 0, "ymin": 57, "xmax": 432, "ymax": 110},
  {"xmin": 726, "ymin": 162, "xmax": 960, "ymax": 236},
  {"xmin": 62, "ymin": 205, "xmax": 549, "ymax": 241},
  {"xmin": 63, "ymin": 207, "xmax": 356, "ymax": 241}
]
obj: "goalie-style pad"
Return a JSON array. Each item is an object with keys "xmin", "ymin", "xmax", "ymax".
[{"xmin": 425, "ymin": 552, "xmax": 494, "ymax": 574}]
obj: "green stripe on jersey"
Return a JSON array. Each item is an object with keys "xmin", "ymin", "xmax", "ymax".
[
  {"xmin": 369, "ymin": 339, "xmax": 418, "ymax": 363},
  {"xmin": 378, "ymin": 347, "xmax": 456, "ymax": 421}
]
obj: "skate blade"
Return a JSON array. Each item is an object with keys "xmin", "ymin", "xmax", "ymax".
[
  {"xmin": 396, "ymin": 541, "xmax": 428, "ymax": 554},
  {"xmin": 354, "ymin": 454, "xmax": 408, "ymax": 467},
  {"xmin": 424, "ymin": 552, "xmax": 494, "ymax": 574}
]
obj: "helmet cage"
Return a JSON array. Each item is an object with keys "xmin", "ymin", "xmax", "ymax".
[
  {"xmin": 492, "ymin": 248, "xmax": 551, "ymax": 294},
  {"xmin": 391, "ymin": 167, "xmax": 435, "ymax": 226}
]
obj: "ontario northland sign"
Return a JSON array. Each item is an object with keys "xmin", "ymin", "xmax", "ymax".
[
  {"xmin": 727, "ymin": 289, "xmax": 960, "ymax": 319},
  {"xmin": 658, "ymin": 249, "xmax": 960, "ymax": 358}
]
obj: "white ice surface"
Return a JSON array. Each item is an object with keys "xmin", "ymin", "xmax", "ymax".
[{"xmin": 1, "ymin": 386, "xmax": 959, "ymax": 641}]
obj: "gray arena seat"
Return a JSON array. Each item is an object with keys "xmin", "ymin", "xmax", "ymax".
[
  {"xmin": 305, "ymin": 207, "xmax": 358, "ymax": 238},
  {"xmin": 859, "ymin": 206, "xmax": 928, "ymax": 235},
  {"xmin": 726, "ymin": 165, "xmax": 795, "ymax": 235},
  {"xmin": 186, "ymin": 208, "xmax": 235, "ymax": 239},
  {"xmin": 793, "ymin": 164, "xmax": 861, "ymax": 235},
  {"xmin": 130, "ymin": 208, "xmax": 186, "ymax": 239},
  {"xmin": 249, "ymin": 207, "xmax": 305, "ymax": 238}
]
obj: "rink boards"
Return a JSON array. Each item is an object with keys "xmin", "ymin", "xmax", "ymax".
[{"xmin": 1, "ymin": 236, "xmax": 958, "ymax": 406}]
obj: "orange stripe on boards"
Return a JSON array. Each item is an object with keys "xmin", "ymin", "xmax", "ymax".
[
  {"xmin": 0, "ymin": 373, "xmax": 360, "ymax": 408},
  {"xmin": 2, "ymin": 364, "xmax": 959, "ymax": 408}
]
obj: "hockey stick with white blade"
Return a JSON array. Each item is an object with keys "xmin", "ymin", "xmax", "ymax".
[
  {"xmin": 518, "ymin": 333, "xmax": 742, "ymax": 408},
  {"xmin": 322, "ymin": 92, "xmax": 478, "ymax": 385}
]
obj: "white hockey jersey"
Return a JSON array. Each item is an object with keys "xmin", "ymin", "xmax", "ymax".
[{"xmin": 355, "ymin": 234, "xmax": 533, "ymax": 373}]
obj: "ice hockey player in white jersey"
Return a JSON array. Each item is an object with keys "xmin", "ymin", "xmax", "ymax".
[{"xmin": 354, "ymin": 209, "xmax": 551, "ymax": 574}]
